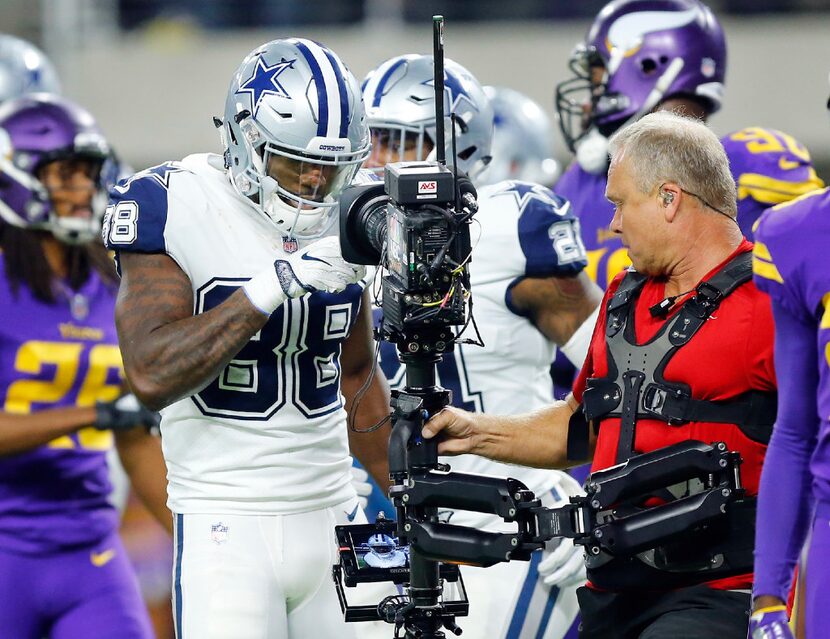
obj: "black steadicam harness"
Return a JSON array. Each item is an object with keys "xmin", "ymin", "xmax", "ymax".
[{"xmin": 560, "ymin": 251, "xmax": 777, "ymax": 589}]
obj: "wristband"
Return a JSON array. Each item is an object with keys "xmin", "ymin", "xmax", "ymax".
[{"xmin": 242, "ymin": 266, "xmax": 287, "ymax": 316}]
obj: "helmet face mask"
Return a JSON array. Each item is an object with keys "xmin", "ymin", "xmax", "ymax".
[
  {"xmin": 0, "ymin": 95, "xmax": 113, "ymax": 245},
  {"xmin": 223, "ymin": 38, "xmax": 370, "ymax": 239},
  {"xmin": 367, "ymin": 533, "xmax": 397, "ymax": 557},
  {"xmin": 555, "ymin": 0, "xmax": 727, "ymax": 157},
  {"xmin": 365, "ymin": 126, "xmax": 434, "ymax": 173}
]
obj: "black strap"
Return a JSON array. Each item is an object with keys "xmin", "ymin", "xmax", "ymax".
[
  {"xmin": 617, "ymin": 371, "xmax": 646, "ymax": 462},
  {"xmin": 567, "ymin": 405, "xmax": 590, "ymax": 461},
  {"xmin": 655, "ymin": 389, "xmax": 776, "ymax": 443}
]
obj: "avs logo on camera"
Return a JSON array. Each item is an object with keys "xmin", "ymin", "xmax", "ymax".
[{"xmin": 417, "ymin": 180, "xmax": 438, "ymax": 199}]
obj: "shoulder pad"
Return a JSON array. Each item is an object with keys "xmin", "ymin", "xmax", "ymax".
[
  {"xmin": 488, "ymin": 180, "xmax": 587, "ymax": 278},
  {"xmin": 104, "ymin": 161, "xmax": 193, "ymax": 254}
]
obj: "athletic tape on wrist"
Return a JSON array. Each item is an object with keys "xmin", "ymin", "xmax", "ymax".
[{"xmin": 242, "ymin": 266, "xmax": 288, "ymax": 316}]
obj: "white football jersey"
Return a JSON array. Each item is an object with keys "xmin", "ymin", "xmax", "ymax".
[
  {"xmin": 377, "ymin": 180, "xmax": 588, "ymax": 528},
  {"xmin": 105, "ymin": 154, "xmax": 374, "ymax": 515}
]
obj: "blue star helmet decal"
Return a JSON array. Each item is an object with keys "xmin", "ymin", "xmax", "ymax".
[
  {"xmin": 114, "ymin": 161, "xmax": 189, "ymax": 194},
  {"xmin": 236, "ymin": 55, "xmax": 296, "ymax": 116},
  {"xmin": 422, "ymin": 68, "xmax": 477, "ymax": 114},
  {"xmin": 499, "ymin": 181, "xmax": 571, "ymax": 216}
]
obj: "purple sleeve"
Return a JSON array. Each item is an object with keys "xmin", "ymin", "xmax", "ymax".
[{"xmin": 753, "ymin": 299, "xmax": 819, "ymax": 600}]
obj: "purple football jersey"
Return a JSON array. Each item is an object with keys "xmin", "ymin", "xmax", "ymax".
[
  {"xmin": 721, "ymin": 127, "xmax": 825, "ymax": 237},
  {"xmin": 0, "ymin": 260, "xmax": 122, "ymax": 554},
  {"xmin": 754, "ymin": 187, "xmax": 830, "ymax": 502},
  {"xmin": 555, "ymin": 162, "xmax": 625, "ymax": 289}
]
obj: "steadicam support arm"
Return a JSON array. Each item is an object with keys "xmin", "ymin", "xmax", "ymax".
[{"xmin": 392, "ymin": 439, "xmax": 743, "ymax": 566}]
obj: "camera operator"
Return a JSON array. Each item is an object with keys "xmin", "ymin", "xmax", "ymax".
[
  {"xmin": 424, "ymin": 111, "xmax": 776, "ymax": 639},
  {"xmin": 361, "ymin": 54, "xmax": 603, "ymax": 639}
]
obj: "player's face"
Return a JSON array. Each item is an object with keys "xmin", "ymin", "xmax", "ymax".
[
  {"xmin": 38, "ymin": 157, "xmax": 100, "ymax": 221},
  {"xmin": 606, "ymin": 156, "xmax": 666, "ymax": 275},
  {"xmin": 365, "ymin": 129, "xmax": 434, "ymax": 169},
  {"xmin": 267, "ymin": 154, "xmax": 340, "ymax": 207},
  {"xmin": 581, "ymin": 63, "xmax": 606, "ymax": 130}
]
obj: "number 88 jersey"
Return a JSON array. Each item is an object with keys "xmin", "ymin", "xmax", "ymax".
[{"xmin": 105, "ymin": 153, "xmax": 366, "ymax": 515}]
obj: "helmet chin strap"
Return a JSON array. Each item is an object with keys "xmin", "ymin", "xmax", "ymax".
[{"xmin": 576, "ymin": 57, "xmax": 686, "ymax": 175}]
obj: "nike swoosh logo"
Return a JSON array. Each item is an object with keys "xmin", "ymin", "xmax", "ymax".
[
  {"xmin": 90, "ymin": 549, "xmax": 116, "ymax": 567},
  {"xmin": 301, "ymin": 254, "xmax": 332, "ymax": 267},
  {"xmin": 345, "ymin": 504, "xmax": 360, "ymax": 522}
]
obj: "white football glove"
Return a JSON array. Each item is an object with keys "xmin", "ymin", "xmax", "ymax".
[
  {"xmin": 537, "ymin": 471, "xmax": 587, "ymax": 590},
  {"xmin": 243, "ymin": 236, "xmax": 366, "ymax": 315},
  {"xmin": 350, "ymin": 465, "xmax": 373, "ymax": 511}
]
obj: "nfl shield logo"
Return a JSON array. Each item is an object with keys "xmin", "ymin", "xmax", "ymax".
[
  {"xmin": 70, "ymin": 293, "xmax": 89, "ymax": 321},
  {"xmin": 282, "ymin": 236, "xmax": 299, "ymax": 253},
  {"xmin": 210, "ymin": 522, "xmax": 229, "ymax": 545}
]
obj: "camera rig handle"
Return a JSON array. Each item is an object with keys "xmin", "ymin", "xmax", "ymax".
[{"xmin": 391, "ymin": 470, "xmax": 545, "ymax": 566}]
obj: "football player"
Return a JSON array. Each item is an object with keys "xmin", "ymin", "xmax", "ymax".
[
  {"xmin": 554, "ymin": 0, "xmax": 823, "ymax": 290},
  {"xmin": 362, "ymin": 53, "xmax": 603, "ymax": 639},
  {"xmin": 363, "ymin": 534, "xmax": 407, "ymax": 569},
  {"xmin": 748, "ymin": 85, "xmax": 830, "ymax": 639},
  {"xmin": 104, "ymin": 38, "xmax": 391, "ymax": 638},
  {"xmin": 0, "ymin": 94, "xmax": 158, "ymax": 638},
  {"xmin": 479, "ymin": 85, "xmax": 559, "ymax": 187}
]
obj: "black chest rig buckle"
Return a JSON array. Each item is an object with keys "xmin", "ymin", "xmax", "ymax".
[{"xmin": 578, "ymin": 252, "xmax": 776, "ymax": 464}]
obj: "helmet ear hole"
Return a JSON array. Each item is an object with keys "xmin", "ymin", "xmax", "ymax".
[
  {"xmin": 641, "ymin": 58, "xmax": 658, "ymax": 74},
  {"xmin": 457, "ymin": 146, "xmax": 476, "ymax": 161}
]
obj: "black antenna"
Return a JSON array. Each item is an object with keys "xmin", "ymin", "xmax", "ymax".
[{"xmin": 432, "ymin": 15, "xmax": 446, "ymax": 166}]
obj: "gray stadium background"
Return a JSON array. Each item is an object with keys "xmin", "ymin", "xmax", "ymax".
[{"xmin": 6, "ymin": 0, "xmax": 830, "ymax": 178}]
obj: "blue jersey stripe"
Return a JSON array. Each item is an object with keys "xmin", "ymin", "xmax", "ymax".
[
  {"xmin": 372, "ymin": 57, "xmax": 407, "ymax": 108},
  {"xmin": 506, "ymin": 548, "xmax": 542, "ymax": 639},
  {"xmin": 175, "ymin": 513, "xmax": 184, "ymax": 638},
  {"xmin": 534, "ymin": 585, "xmax": 560, "ymax": 639},
  {"xmin": 322, "ymin": 48, "xmax": 350, "ymax": 139},
  {"xmin": 293, "ymin": 41, "xmax": 328, "ymax": 137}
]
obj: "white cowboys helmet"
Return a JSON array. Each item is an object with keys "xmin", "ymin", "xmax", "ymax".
[
  {"xmin": 222, "ymin": 38, "xmax": 370, "ymax": 239},
  {"xmin": 0, "ymin": 34, "xmax": 61, "ymax": 104},
  {"xmin": 480, "ymin": 86, "xmax": 559, "ymax": 187},
  {"xmin": 362, "ymin": 54, "xmax": 493, "ymax": 181}
]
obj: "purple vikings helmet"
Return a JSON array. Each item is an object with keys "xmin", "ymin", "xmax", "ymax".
[
  {"xmin": 0, "ymin": 94, "xmax": 113, "ymax": 244},
  {"xmin": 556, "ymin": 0, "xmax": 726, "ymax": 172}
]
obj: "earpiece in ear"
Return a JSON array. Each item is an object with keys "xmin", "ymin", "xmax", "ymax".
[{"xmin": 660, "ymin": 190, "xmax": 675, "ymax": 207}]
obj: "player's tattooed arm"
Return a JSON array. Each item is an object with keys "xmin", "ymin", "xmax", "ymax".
[
  {"xmin": 115, "ymin": 252, "xmax": 269, "ymax": 411},
  {"xmin": 510, "ymin": 271, "xmax": 602, "ymax": 346},
  {"xmin": 341, "ymin": 291, "xmax": 392, "ymax": 489}
]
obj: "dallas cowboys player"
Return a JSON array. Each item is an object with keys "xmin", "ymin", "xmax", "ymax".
[
  {"xmin": 363, "ymin": 534, "xmax": 407, "ymax": 569},
  {"xmin": 362, "ymin": 54, "xmax": 602, "ymax": 639},
  {"xmin": 105, "ymin": 39, "xmax": 391, "ymax": 638}
]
